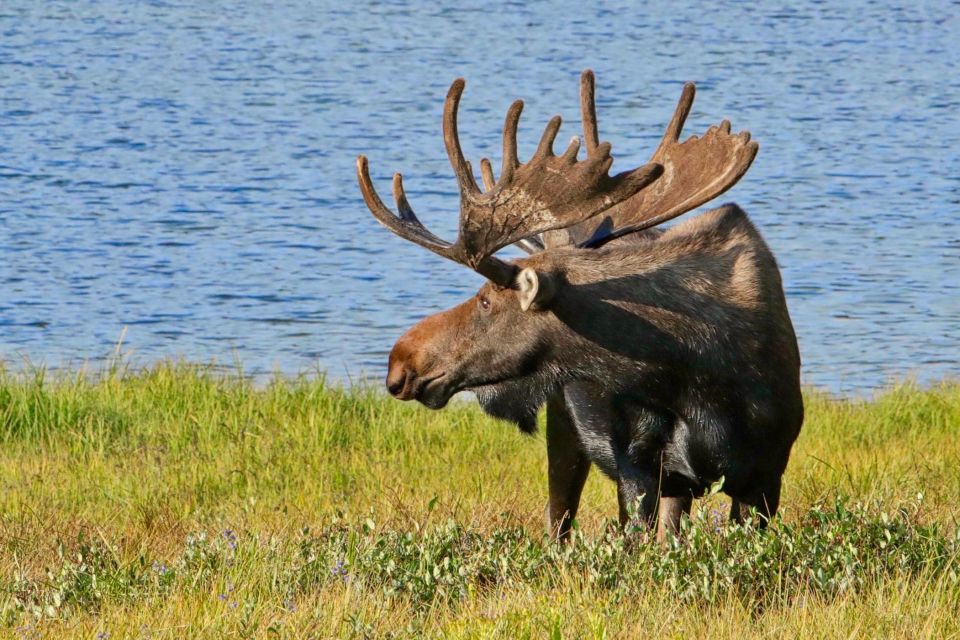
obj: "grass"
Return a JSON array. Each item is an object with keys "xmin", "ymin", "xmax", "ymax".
[{"xmin": 1, "ymin": 361, "xmax": 959, "ymax": 638}]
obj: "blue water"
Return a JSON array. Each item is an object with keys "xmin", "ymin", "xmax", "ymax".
[{"xmin": 0, "ymin": 1, "xmax": 957, "ymax": 395}]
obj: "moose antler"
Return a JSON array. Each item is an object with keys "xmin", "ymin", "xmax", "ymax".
[
  {"xmin": 357, "ymin": 78, "xmax": 664, "ymax": 287},
  {"xmin": 545, "ymin": 71, "xmax": 759, "ymax": 249}
]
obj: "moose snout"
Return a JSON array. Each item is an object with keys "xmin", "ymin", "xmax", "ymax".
[
  {"xmin": 386, "ymin": 314, "xmax": 456, "ymax": 404},
  {"xmin": 386, "ymin": 362, "xmax": 411, "ymax": 399},
  {"xmin": 386, "ymin": 336, "xmax": 417, "ymax": 399},
  {"xmin": 386, "ymin": 339, "xmax": 448, "ymax": 404},
  {"xmin": 387, "ymin": 354, "xmax": 417, "ymax": 400}
]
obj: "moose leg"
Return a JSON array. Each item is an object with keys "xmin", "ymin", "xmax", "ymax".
[
  {"xmin": 730, "ymin": 476, "xmax": 781, "ymax": 527},
  {"xmin": 657, "ymin": 495, "xmax": 692, "ymax": 543},
  {"xmin": 618, "ymin": 407, "xmax": 674, "ymax": 532},
  {"xmin": 616, "ymin": 467, "xmax": 658, "ymax": 530},
  {"xmin": 546, "ymin": 394, "xmax": 591, "ymax": 542}
]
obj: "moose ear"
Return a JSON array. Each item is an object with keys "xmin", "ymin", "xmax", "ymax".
[{"xmin": 517, "ymin": 267, "xmax": 555, "ymax": 312}]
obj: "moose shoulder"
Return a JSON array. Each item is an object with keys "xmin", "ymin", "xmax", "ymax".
[{"xmin": 359, "ymin": 71, "xmax": 802, "ymax": 542}]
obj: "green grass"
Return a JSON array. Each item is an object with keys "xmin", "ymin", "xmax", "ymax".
[{"xmin": 1, "ymin": 362, "xmax": 959, "ymax": 638}]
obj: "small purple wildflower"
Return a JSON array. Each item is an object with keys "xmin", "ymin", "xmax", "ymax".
[
  {"xmin": 330, "ymin": 559, "xmax": 348, "ymax": 581},
  {"xmin": 96, "ymin": 633, "xmax": 110, "ymax": 640},
  {"xmin": 708, "ymin": 508, "xmax": 725, "ymax": 532},
  {"xmin": 222, "ymin": 529, "xmax": 238, "ymax": 551},
  {"xmin": 151, "ymin": 561, "xmax": 168, "ymax": 575},
  {"xmin": 219, "ymin": 581, "xmax": 237, "ymax": 605}
]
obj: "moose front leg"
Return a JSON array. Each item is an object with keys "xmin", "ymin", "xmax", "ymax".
[
  {"xmin": 616, "ymin": 466, "xmax": 659, "ymax": 530},
  {"xmin": 618, "ymin": 477, "xmax": 691, "ymax": 543},
  {"xmin": 546, "ymin": 394, "xmax": 590, "ymax": 542}
]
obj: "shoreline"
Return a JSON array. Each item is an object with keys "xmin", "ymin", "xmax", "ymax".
[{"xmin": 1, "ymin": 356, "xmax": 954, "ymax": 402}]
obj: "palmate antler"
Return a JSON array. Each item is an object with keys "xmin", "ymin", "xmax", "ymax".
[
  {"xmin": 357, "ymin": 78, "xmax": 663, "ymax": 287},
  {"xmin": 547, "ymin": 71, "xmax": 759, "ymax": 249}
]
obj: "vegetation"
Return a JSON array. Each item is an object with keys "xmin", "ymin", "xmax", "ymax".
[{"xmin": 1, "ymin": 362, "xmax": 958, "ymax": 638}]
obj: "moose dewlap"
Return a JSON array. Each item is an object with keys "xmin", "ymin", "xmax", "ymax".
[{"xmin": 357, "ymin": 70, "xmax": 802, "ymax": 543}]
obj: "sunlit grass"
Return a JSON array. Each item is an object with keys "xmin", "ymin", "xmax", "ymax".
[{"xmin": 1, "ymin": 362, "xmax": 958, "ymax": 638}]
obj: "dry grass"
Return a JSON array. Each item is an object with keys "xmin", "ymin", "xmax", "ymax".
[{"xmin": 1, "ymin": 362, "xmax": 959, "ymax": 638}]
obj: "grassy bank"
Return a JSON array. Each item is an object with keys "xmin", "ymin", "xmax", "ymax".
[{"xmin": 1, "ymin": 363, "xmax": 959, "ymax": 638}]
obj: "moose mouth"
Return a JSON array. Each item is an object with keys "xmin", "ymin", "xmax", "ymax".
[
  {"xmin": 415, "ymin": 373, "xmax": 515, "ymax": 410},
  {"xmin": 414, "ymin": 373, "xmax": 451, "ymax": 409},
  {"xmin": 416, "ymin": 370, "xmax": 557, "ymax": 416}
]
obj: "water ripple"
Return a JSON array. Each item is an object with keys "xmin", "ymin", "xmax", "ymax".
[{"xmin": 0, "ymin": 1, "xmax": 958, "ymax": 395}]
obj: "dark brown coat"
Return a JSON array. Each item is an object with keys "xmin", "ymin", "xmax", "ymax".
[{"xmin": 386, "ymin": 204, "xmax": 803, "ymax": 539}]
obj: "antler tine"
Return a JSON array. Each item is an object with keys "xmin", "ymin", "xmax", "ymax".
[
  {"xmin": 443, "ymin": 79, "xmax": 481, "ymax": 197},
  {"xmin": 392, "ymin": 174, "xmax": 460, "ymax": 247},
  {"xmin": 561, "ymin": 136, "xmax": 580, "ymax": 163},
  {"xmin": 499, "ymin": 100, "xmax": 523, "ymax": 186},
  {"xmin": 479, "ymin": 158, "xmax": 496, "ymax": 191},
  {"xmin": 356, "ymin": 155, "xmax": 452, "ymax": 253},
  {"xmin": 656, "ymin": 82, "xmax": 696, "ymax": 154},
  {"xmin": 356, "ymin": 155, "xmax": 396, "ymax": 224},
  {"xmin": 391, "ymin": 173, "xmax": 416, "ymax": 221},
  {"xmin": 580, "ymin": 69, "xmax": 600, "ymax": 155},
  {"xmin": 533, "ymin": 115, "xmax": 562, "ymax": 159}
]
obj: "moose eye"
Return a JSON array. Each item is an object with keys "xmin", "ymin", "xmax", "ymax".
[{"xmin": 478, "ymin": 295, "xmax": 491, "ymax": 311}]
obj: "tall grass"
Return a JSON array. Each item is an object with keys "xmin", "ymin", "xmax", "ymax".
[{"xmin": 1, "ymin": 362, "xmax": 958, "ymax": 638}]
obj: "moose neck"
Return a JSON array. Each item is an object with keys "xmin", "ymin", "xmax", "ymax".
[{"xmin": 526, "ymin": 223, "xmax": 757, "ymax": 389}]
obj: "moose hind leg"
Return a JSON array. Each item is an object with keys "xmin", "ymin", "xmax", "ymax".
[
  {"xmin": 546, "ymin": 394, "xmax": 591, "ymax": 542},
  {"xmin": 730, "ymin": 477, "xmax": 782, "ymax": 527}
]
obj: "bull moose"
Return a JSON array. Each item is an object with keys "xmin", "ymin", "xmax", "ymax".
[{"xmin": 356, "ymin": 71, "xmax": 803, "ymax": 542}]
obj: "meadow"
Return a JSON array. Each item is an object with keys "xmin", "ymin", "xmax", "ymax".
[{"xmin": 1, "ymin": 362, "xmax": 958, "ymax": 638}]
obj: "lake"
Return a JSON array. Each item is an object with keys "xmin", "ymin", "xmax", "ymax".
[{"xmin": 0, "ymin": 1, "xmax": 957, "ymax": 395}]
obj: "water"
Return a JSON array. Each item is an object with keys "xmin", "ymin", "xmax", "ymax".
[{"xmin": 0, "ymin": 1, "xmax": 957, "ymax": 395}]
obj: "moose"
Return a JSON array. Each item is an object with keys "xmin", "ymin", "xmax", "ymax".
[{"xmin": 356, "ymin": 71, "xmax": 803, "ymax": 542}]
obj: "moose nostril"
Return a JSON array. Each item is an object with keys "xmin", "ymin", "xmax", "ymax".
[{"xmin": 386, "ymin": 370, "xmax": 408, "ymax": 397}]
